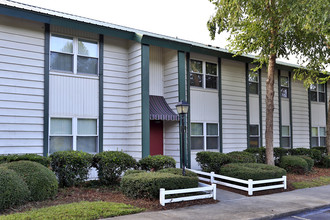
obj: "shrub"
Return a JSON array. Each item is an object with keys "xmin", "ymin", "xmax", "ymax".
[
  {"xmin": 279, "ymin": 156, "xmax": 309, "ymax": 174},
  {"xmin": 157, "ymin": 168, "xmax": 198, "ymax": 177},
  {"xmin": 124, "ymin": 170, "xmax": 146, "ymax": 176},
  {"xmin": 139, "ymin": 155, "xmax": 176, "ymax": 171},
  {"xmin": 0, "ymin": 167, "xmax": 30, "ymax": 211},
  {"xmin": 320, "ymin": 155, "xmax": 330, "ymax": 168},
  {"xmin": 120, "ymin": 172, "xmax": 198, "ymax": 198},
  {"xmin": 289, "ymin": 148, "xmax": 311, "ymax": 156},
  {"xmin": 2, "ymin": 161, "xmax": 58, "ymax": 201},
  {"xmin": 50, "ymin": 151, "xmax": 93, "ymax": 187},
  {"xmin": 297, "ymin": 156, "xmax": 314, "ymax": 171},
  {"xmin": 226, "ymin": 151, "xmax": 256, "ymax": 163},
  {"xmin": 310, "ymin": 149, "xmax": 323, "ymax": 166},
  {"xmin": 0, "ymin": 154, "xmax": 50, "ymax": 167},
  {"xmin": 220, "ymin": 163, "xmax": 286, "ymax": 180},
  {"xmin": 196, "ymin": 151, "xmax": 230, "ymax": 173},
  {"xmin": 244, "ymin": 147, "xmax": 266, "ymax": 163},
  {"xmin": 93, "ymin": 151, "xmax": 136, "ymax": 184},
  {"xmin": 312, "ymin": 146, "xmax": 327, "ymax": 155},
  {"xmin": 274, "ymin": 148, "xmax": 289, "ymax": 165}
]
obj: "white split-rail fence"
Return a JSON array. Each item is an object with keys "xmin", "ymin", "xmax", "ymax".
[
  {"xmin": 187, "ymin": 168, "xmax": 287, "ymax": 196},
  {"xmin": 159, "ymin": 182, "xmax": 216, "ymax": 206}
]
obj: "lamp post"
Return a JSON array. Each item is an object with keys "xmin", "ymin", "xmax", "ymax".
[{"xmin": 176, "ymin": 100, "xmax": 189, "ymax": 176}]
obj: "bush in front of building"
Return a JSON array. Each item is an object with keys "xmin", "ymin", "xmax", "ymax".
[
  {"xmin": 220, "ymin": 163, "xmax": 286, "ymax": 180},
  {"xmin": 0, "ymin": 154, "xmax": 50, "ymax": 167},
  {"xmin": 320, "ymin": 155, "xmax": 330, "ymax": 168},
  {"xmin": 297, "ymin": 156, "xmax": 314, "ymax": 172},
  {"xmin": 138, "ymin": 155, "xmax": 176, "ymax": 171},
  {"xmin": 244, "ymin": 147, "xmax": 266, "ymax": 163},
  {"xmin": 0, "ymin": 167, "xmax": 30, "ymax": 211},
  {"xmin": 273, "ymin": 148, "xmax": 289, "ymax": 165},
  {"xmin": 311, "ymin": 146, "xmax": 327, "ymax": 155},
  {"xmin": 196, "ymin": 151, "xmax": 231, "ymax": 173},
  {"xmin": 2, "ymin": 161, "xmax": 58, "ymax": 201},
  {"xmin": 157, "ymin": 168, "xmax": 198, "ymax": 177},
  {"xmin": 93, "ymin": 151, "xmax": 136, "ymax": 185},
  {"xmin": 50, "ymin": 151, "xmax": 93, "ymax": 187},
  {"xmin": 120, "ymin": 172, "xmax": 198, "ymax": 199},
  {"xmin": 226, "ymin": 151, "xmax": 256, "ymax": 163},
  {"xmin": 124, "ymin": 169, "xmax": 147, "ymax": 176},
  {"xmin": 288, "ymin": 148, "xmax": 311, "ymax": 156},
  {"xmin": 279, "ymin": 155, "xmax": 309, "ymax": 174}
]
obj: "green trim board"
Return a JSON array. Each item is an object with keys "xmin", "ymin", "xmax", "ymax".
[
  {"xmin": 43, "ymin": 23, "xmax": 50, "ymax": 157},
  {"xmin": 289, "ymin": 71, "xmax": 293, "ymax": 149},
  {"xmin": 258, "ymin": 68, "xmax": 263, "ymax": 148},
  {"xmin": 141, "ymin": 44, "xmax": 150, "ymax": 158},
  {"xmin": 98, "ymin": 34, "xmax": 104, "ymax": 153},
  {"xmin": 245, "ymin": 63, "xmax": 250, "ymax": 148},
  {"xmin": 178, "ymin": 51, "xmax": 186, "ymax": 168},
  {"xmin": 218, "ymin": 57, "xmax": 223, "ymax": 153},
  {"xmin": 186, "ymin": 52, "xmax": 191, "ymax": 168},
  {"xmin": 278, "ymin": 70, "xmax": 283, "ymax": 148},
  {"xmin": 308, "ymin": 88, "xmax": 312, "ymax": 148},
  {"xmin": 325, "ymin": 82, "xmax": 328, "ymax": 124}
]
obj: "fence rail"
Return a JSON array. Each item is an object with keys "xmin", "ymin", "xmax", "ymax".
[
  {"xmin": 159, "ymin": 182, "xmax": 216, "ymax": 206},
  {"xmin": 187, "ymin": 169, "xmax": 286, "ymax": 196}
]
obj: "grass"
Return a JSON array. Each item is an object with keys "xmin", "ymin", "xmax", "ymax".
[
  {"xmin": 291, "ymin": 176, "xmax": 330, "ymax": 189},
  {"xmin": 0, "ymin": 201, "xmax": 144, "ymax": 220}
]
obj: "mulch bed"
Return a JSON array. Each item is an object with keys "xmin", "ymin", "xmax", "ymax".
[{"xmin": 1, "ymin": 168, "xmax": 329, "ymax": 215}]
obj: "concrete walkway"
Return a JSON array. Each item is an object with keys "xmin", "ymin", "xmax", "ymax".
[{"xmin": 109, "ymin": 185, "xmax": 330, "ymax": 220}]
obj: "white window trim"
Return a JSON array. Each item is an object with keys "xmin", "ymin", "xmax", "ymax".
[
  {"xmin": 190, "ymin": 59, "xmax": 218, "ymax": 90},
  {"xmin": 191, "ymin": 122, "xmax": 219, "ymax": 151},
  {"xmin": 50, "ymin": 33, "xmax": 99, "ymax": 76},
  {"xmin": 49, "ymin": 116, "xmax": 99, "ymax": 153}
]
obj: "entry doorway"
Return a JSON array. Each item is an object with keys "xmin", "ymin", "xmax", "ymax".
[{"xmin": 150, "ymin": 120, "xmax": 163, "ymax": 155}]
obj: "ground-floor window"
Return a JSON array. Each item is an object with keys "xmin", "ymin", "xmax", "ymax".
[
  {"xmin": 191, "ymin": 122, "xmax": 219, "ymax": 150},
  {"xmin": 50, "ymin": 117, "xmax": 98, "ymax": 153},
  {"xmin": 281, "ymin": 126, "xmax": 291, "ymax": 148},
  {"xmin": 312, "ymin": 127, "xmax": 326, "ymax": 147},
  {"xmin": 249, "ymin": 124, "xmax": 259, "ymax": 148}
]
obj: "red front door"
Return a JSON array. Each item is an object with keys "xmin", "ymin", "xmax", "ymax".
[{"xmin": 150, "ymin": 120, "xmax": 163, "ymax": 155}]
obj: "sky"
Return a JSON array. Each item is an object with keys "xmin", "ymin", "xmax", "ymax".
[{"xmin": 9, "ymin": 0, "xmax": 329, "ymax": 70}]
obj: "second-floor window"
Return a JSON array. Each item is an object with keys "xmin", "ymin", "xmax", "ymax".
[
  {"xmin": 190, "ymin": 60, "xmax": 217, "ymax": 89},
  {"xmin": 310, "ymin": 84, "xmax": 325, "ymax": 102},
  {"xmin": 248, "ymin": 71, "xmax": 259, "ymax": 95},
  {"xmin": 280, "ymin": 76, "xmax": 289, "ymax": 98}
]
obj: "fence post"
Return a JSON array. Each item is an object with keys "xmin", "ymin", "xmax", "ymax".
[
  {"xmin": 212, "ymin": 184, "xmax": 217, "ymax": 200},
  {"xmin": 248, "ymin": 179, "xmax": 253, "ymax": 196},
  {"xmin": 283, "ymin": 176, "xmax": 287, "ymax": 190},
  {"xmin": 210, "ymin": 172, "xmax": 215, "ymax": 184},
  {"xmin": 160, "ymin": 188, "xmax": 165, "ymax": 206}
]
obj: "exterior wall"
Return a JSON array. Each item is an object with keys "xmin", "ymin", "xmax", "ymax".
[
  {"xmin": 163, "ymin": 48, "xmax": 180, "ymax": 165},
  {"xmin": 149, "ymin": 46, "xmax": 164, "ymax": 96},
  {"xmin": 0, "ymin": 15, "xmax": 44, "ymax": 154},
  {"xmin": 292, "ymin": 79, "xmax": 309, "ymax": 148},
  {"xmin": 222, "ymin": 59, "xmax": 247, "ymax": 152},
  {"xmin": 127, "ymin": 41, "xmax": 142, "ymax": 159},
  {"xmin": 103, "ymin": 36, "xmax": 129, "ymax": 152}
]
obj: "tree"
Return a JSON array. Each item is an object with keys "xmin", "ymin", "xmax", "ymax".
[{"xmin": 207, "ymin": 0, "xmax": 330, "ymax": 164}]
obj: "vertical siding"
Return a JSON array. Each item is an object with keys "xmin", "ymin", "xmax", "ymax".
[
  {"xmin": 149, "ymin": 46, "xmax": 164, "ymax": 96},
  {"xmin": 0, "ymin": 15, "xmax": 44, "ymax": 154},
  {"xmin": 127, "ymin": 41, "xmax": 142, "ymax": 159},
  {"xmin": 261, "ymin": 68, "xmax": 280, "ymax": 147},
  {"xmin": 222, "ymin": 59, "xmax": 247, "ymax": 152},
  {"xmin": 292, "ymin": 79, "xmax": 309, "ymax": 148},
  {"xmin": 163, "ymin": 48, "xmax": 180, "ymax": 165},
  {"xmin": 103, "ymin": 36, "xmax": 129, "ymax": 151}
]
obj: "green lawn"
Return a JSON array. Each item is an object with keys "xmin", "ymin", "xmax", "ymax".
[
  {"xmin": 291, "ymin": 176, "xmax": 330, "ymax": 189},
  {"xmin": 0, "ymin": 201, "xmax": 144, "ymax": 220}
]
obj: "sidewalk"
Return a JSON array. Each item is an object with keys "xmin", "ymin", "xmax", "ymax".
[{"xmin": 109, "ymin": 184, "xmax": 330, "ymax": 220}]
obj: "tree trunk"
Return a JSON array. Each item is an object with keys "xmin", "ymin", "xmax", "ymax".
[
  {"xmin": 327, "ymin": 97, "xmax": 330, "ymax": 155},
  {"xmin": 265, "ymin": 54, "xmax": 276, "ymax": 165}
]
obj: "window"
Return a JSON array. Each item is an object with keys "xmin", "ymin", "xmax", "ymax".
[
  {"xmin": 50, "ymin": 34, "xmax": 98, "ymax": 75},
  {"xmin": 191, "ymin": 122, "xmax": 219, "ymax": 150},
  {"xmin": 248, "ymin": 71, "xmax": 259, "ymax": 95},
  {"xmin": 281, "ymin": 126, "xmax": 291, "ymax": 148},
  {"xmin": 190, "ymin": 60, "xmax": 217, "ymax": 89},
  {"xmin": 312, "ymin": 127, "xmax": 326, "ymax": 147},
  {"xmin": 280, "ymin": 76, "xmax": 289, "ymax": 98},
  {"xmin": 249, "ymin": 124, "xmax": 259, "ymax": 148},
  {"xmin": 310, "ymin": 84, "xmax": 325, "ymax": 102},
  {"xmin": 50, "ymin": 118, "xmax": 98, "ymax": 153}
]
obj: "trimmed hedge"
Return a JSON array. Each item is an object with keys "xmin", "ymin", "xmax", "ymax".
[
  {"xmin": 196, "ymin": 151, "xmax": 230, "ymax": 173},
  {"xmin": 297, "ymin": 156, "xmax": 314, "ymax": 171},
  {"xmin": 139, "ymin": 155, "xmax": 176, "ymax": 171},
  {"xmin": 124, "ymin": 170, "xmax": 146, "ymax": 176},
  {"xmin": 0, "ymin": 167, "xmax": 30, "ymax": 211},
  {"xmin": 321, "ymin": 155, "xmax": 330, "ymax": 168},
  {"xmin": 226, "ymin": 151, "xmax": 256, "ymax": 163},
  {"xmin": 50, "ymin": 151, "xmax": 93, "ymax": 187},
  {"xmin": 2, "ymin": 161, "xmax": 58, "ymax": 201},
  {"xmin": 0, "ymin": 154, "xmax": 50, "ymax": 167},
  {"xmin": 120, "ymin": 172, "xmax": 198, "ymax": 198},
  {"xmin": 244, "ymin": 147, "xmax": 266, "ymax": 163},
  {"xmin": 157, "ymin": 168, "xmax": 198, "ymax": 177},
  {"xmin": 93, "ymin": 151, "xmax": 136, "ymax": 184},
  {"xmin": 289, "ymin": 148, "xmax": 311, "ymax": 156},
  {"xmin": 220, "ymin": 163, "xmax": 286, "ymax": 180},
  {"xmin": 279, "ymin": 156, "xmax": 309, "ymax": 174},
  {"xmin": 311, "ymin": 146, "xmax": 327, "ymax": 155}
]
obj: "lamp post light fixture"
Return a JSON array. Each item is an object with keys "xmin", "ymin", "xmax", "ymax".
[{"xmin": 175, "ymin": 100, "xmax": 189, "ymax": 176}]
